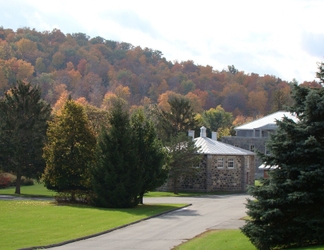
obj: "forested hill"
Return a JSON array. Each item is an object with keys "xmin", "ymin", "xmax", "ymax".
[{"xmin": 0, "ymin": 27, "xmax": 320, "ymax": 117}]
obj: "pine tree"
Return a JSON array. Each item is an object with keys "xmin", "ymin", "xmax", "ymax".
[
  {"xmin": 0, "ymin": 80, "xmax": 51, "ymax": 194},
  {"xmin": 42, "ymin": 99, "xmax": 96, "ymax": 201},
  {"xmin": 91, "ymin": 100, "xmax": 141, "ymax": 208},
  {"xmin": 131, "ymin": 108, "xmax": 167, "ymax": 204},
  {"xmin": 166, "ymin": 133, "xmax": 203, "ymax": 194},
  {"xmin": 241, "ymin": 83, "xmax": 324, "ymax": 249},
  {"xmin": 156, "ymin": 96, "xmax": 198, "ymax": 141}
]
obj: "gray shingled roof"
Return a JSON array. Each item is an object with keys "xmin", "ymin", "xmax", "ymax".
[{"xmin": 194, "ymin": 136, "xmax": 254, "ymax": 156}]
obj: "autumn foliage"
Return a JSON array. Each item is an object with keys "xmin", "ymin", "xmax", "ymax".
[{"xmin": 0, "ymin": 27, "xmax": 301, "ymax": 120}]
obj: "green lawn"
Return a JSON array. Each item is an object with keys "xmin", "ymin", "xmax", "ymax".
[
  {"xmin": 173, "ymin": 229, "xmax": 324, "ymax": 250},
  {"xmin": 0, "ymin": 182, "xmax": 57, "ymax": 197},
  {"xmin": 0, "ymin": 200, "xmax": 185, "ymax": 250},
  {"xmin": 0, "ymin": 183, "xmax": 235, "ymax": 198}
]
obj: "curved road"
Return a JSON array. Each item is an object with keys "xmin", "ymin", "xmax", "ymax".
[{"xmin": 48, "ymin": 194, "xmax": 249, "ymax": 250}]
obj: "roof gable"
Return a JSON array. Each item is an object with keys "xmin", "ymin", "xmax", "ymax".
[
  {"xmin": 235, "ymin": 111, "xmax": 298, "ymax": 131},
  {"xmin": 194, "ymin": 136, "xmax": 254, "ymax": 155}
]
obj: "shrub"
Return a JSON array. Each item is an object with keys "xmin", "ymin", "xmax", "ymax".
[
  {"xmin": 0, "ymin": 173, "xmax": 34, "ymax": 187},
  {"xmin": 0, "ymin": 173, "xmax": 17, "ymax": 187},
  {"xmin": 54, "ymin": 190, "xmax": 91, "ymax": 204},
  {"xmin": 0, "ymin": 175, "xmax": 11, "ymax": 188},
  {"xmin": 22, "ymin": 178, "xmax": 34, "ymax": 186}
]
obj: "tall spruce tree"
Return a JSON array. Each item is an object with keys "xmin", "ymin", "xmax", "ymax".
[
  {"xmin": 91, "ymin": 100, "xmax": 141, "ymax": 208},
  {"xmin": 166, "ymin": 132, "xmax": 203, "ymax": 194},
  {"xmin": 42, "ymin": 99, "xmax": 96, "ymax": 201},
  {"xmin": 131, "ymin": 108, "xmax": 167, "ymax": 204},
  {"xmin": 0, "ymin": 80, "xmax": 51, "ymax": 194},
  {"xmin": 156, "ymin": 96, "xmax": 198, "ymax": 141},
  {"xmin": 241, "ymin": 83, "xmax": 324, "ymax": 249}
]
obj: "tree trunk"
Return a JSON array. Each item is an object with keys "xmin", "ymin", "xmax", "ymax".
[
  {"xmin": 15, "ymin": 173, "xmax": 22, "ymax": 194},
  {"xmin": 71, "ymin": 191, "xmax": 76, "ymax": 202},
  {"xmin": 139, "ymin": 193, "xmax": 144, "ymax": 205},
  {"xmin": 173, "ymin": 177, "xmax": 178, "ymax": 195}
]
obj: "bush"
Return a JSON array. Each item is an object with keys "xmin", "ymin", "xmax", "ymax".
[
  {"xmin": 0, "ymin": 173, "xmax": 34, "ymax": 188},
  {"xmin": 0, "ymin": 173, "xmax": 16, "ymax": 187},
  {"xmin": 0, "ymin": 174, "xmax": 11, "ymax": 188},
  {"xmin": 22, "ymin": 178, "xmax": 34, "ymax": 186},
  {"xmin": 54, "ymin": 190, "xmax": 91, "ymax": 204}
]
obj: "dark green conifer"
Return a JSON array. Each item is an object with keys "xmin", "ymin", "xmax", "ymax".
[
  {"xmin": 91, "ymin": 100, "xmax": 141, "ymax": 208},
  {"xmin": 131, "ymin": 108, "xmax": 167, "ymax": 204},
  {"xmin": 241, "ymin": 81, "xmax": 324, "ymax": 250},
  {"xmin": 0, "ymin": 80, "xmax": 51, "ymax": 194}
]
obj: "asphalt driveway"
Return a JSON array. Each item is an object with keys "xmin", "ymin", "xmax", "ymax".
[{"xmin": 48, "ymin": 194, "xmax": 250, "ymax": 250}]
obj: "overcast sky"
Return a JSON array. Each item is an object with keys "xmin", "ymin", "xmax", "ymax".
[{"xmin": 1, "ymin": 0, "xmax": 324, "ymax": 83}]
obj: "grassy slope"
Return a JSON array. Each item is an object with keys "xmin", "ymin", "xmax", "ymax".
[
  {"xmin": 0, "ymin": 183, "xmax": 227, "ymax": 198},
  {"xmin": 173, "ymin": 230, "xmax": 324, "ymax": 250},
  {"xmin": 0, "ymin": 200, "xmax": 184, "ymax": 250},
  {"xmin": 173, "ymin": 230, "xmax": 256, "ymax": 250},
  {"xmin": 0, "ymin": 183, "xmax": 56, "ymax": 197}
]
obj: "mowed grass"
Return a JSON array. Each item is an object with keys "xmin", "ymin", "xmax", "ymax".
[
  {"xmin": 173, "ymin": 229, "xmax": 324, "ymax": 250},
  {"xmin": 173, "ymin": 229, "xmax": 256, "ymax": 250},
  {"xmin": 0, "ymin": 183, "xmax": 234, "ymax": 198},
  {"xmin": 0, "ymin": 200, "xmax": 185, "ymax": 250},
  {"xmin": 0, "ymin": 183, "xmax": 56, "ymax": 197}
]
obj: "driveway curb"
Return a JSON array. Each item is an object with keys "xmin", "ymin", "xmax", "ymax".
[{"xmin": 19, "ymin": 203, "xmax": 192, "ymax": 250}]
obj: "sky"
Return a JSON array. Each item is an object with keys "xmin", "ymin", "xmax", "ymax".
[{"xmin": 1, "ymin": 0, "xmax": 324, "ymax": 83}]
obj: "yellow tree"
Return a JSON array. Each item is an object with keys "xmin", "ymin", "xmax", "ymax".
[{"xmin": 247, "ymin": 90, "xmax": 268, "ymax": 117}]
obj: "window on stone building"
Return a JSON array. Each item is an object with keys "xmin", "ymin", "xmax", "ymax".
[
  {"xmin": 228, "ymin": 158, "xmax": 234, "ymax": 169},
  {"xmin": 217, "ymin": 158, "xmax": 224, "ymax": 168},
  {"xmin": 250, "ymin": 144, "xmax": 255, "ymax": 152}
]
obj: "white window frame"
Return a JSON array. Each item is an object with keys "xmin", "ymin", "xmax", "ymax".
[
  {"xmin": 228, "ymin": 158, "xmax": 235, "ymax": 169},
  {"xmin": 217, "ymin": 158, "xmax": 224, "ymax": 168}
]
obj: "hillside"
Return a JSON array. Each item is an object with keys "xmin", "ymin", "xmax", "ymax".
[{"xmin": 0, "ymin": 26, "xmax": 318, "ymax": 117}]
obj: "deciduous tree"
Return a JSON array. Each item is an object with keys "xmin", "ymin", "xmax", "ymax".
[
  {"xmin": 202, "ymin": 105, "xmax": 233, "ymax": 138},
  {"xmin": 42, "ymin": 99, "xmax": 96, "ymax": 201}
]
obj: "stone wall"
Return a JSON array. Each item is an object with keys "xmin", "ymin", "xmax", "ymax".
[
  {"xmin": 157, "ymin": 154, "xmax": 255, "ymax": 192},
  {"xmin": 222, "ymin": 136, "xmax": 266, "ymax": 178}
]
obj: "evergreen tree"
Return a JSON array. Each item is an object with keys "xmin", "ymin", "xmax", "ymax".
[
  {"xmin": 131, "ymin": 108, "xmax": 167, "ymax": 204},
  {"xmin": 156, "ymin": 96, "xmax": 198, "ymax": 141},
  {"xmin": 91, "ymin": 100, "xmax": 141, "ymax": 208},
  {"xmin": 241, "ymin": 84, "xmax": 324, "ymax": 249},
  {"xmin": 166, "ymin": 132, "xmax": 203, "ymax": 194},
  {"xmin": 42, "ymin": 99, "xmax": 96, "ymax": 201},
  {"xmin": 0, "ymin": 80, "xmax": 51, "ymax": 194}
]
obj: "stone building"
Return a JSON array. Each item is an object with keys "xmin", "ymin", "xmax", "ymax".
[
  {"xmin": 222, "ymin": 111, "xmax": 298, "ymax": 178},
  {"xmin": 160, "ymin": 126, "xmax": 255, "ymax": 192}
]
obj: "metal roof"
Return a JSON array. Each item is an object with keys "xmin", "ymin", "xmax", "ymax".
[
  {"xmin": 258, "ymin": 163, "xmax": 278, "ymax": 170},
  {"xmin": 235, "ymin": 111, "xmax": 298, "ymax": 130},
  {"xmin": 194, "ymin": 136, "xmax": 254, "ymax": 156}
]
